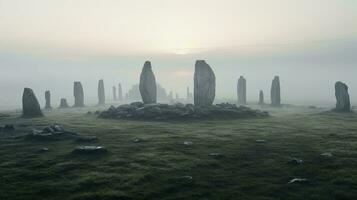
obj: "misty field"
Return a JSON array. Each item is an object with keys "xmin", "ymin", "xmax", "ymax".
[{"xmin": 1, "ymin": 106, "xmax": 357, "ymax": 200}]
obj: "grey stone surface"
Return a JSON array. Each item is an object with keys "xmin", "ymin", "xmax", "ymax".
[
  {"xmin": 194, "ymin": 60, "xmax": 216, "ymax": 106},
  {"xmin": 22, "ymin": 88, "xmax": 43, "ymax": 118},
  {"xmin": 271, "ymin": 76, "xmax": 281, "ymax": 107},
  {"xmin": 59, "ymin": 98, "xmax": 69, "ymax": 109},
  {"xmin": 98, "ymin": 79, "xmax": 105, "ymax": 105},
  {"xmin": 73, "ymin": 82, "xmax": 84, "ymax": 107},
  {"xmin": 45, "ymin": 90, "xmax": 52, "ymax": 109},
  {"xmin": 259, "ymin": 90, "xmax": 264, "ymax": 105},
  {"xmin": 139, "ymin": 61, "xmax": 157, "ymax": 104},
  {"xmin": 237, "ymin": 76, "xmax": 247, "ymax": 105},
  {"xmin": 334, "ymin": 81, "xmax": 351, "ymax": 112},
  {"xmin": 118, "ymin": 83, "xmax": 123, "ymax": 101}
]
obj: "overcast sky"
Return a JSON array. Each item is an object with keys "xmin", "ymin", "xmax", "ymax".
[{"xmin": 0, "ymin": 0, "xmax": 356, "ymax": 109}]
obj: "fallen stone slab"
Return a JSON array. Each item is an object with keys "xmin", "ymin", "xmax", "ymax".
[{"xmin": 72, "ymin": 146, "xmax": 107, "ymax": 154}]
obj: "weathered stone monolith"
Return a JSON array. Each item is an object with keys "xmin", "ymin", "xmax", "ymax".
[
  {"xmin": 59, "ymin": 98, "xmax": 69, "ymax": 109},
  {"xmin": 73, "ymin": 82, "xmax": 84, "ymax": 107},
  {"xmin": 259, "ymin": 90, "xmax": 265, "ymax": 105},
  {"xmin": 22, "ymin": 88, "xmax": 43, "ymax": 118},
  {"xmin": 113, "ymin": 86, "xmax": 117, "ymax": 101},
  {"xmin": 334, "ymin": 81, "xmax": 351, "ymax": 112},
  {"xmin": 271, "ymin": 76, "xmax": 281, "ymax": 107},
  {"xmin": 118, "ymin": 83, "xmax": 123, "ymax": 101},
  {"xmin": 98, "ymin": 79, "xmax": 105, "ymax": 105},
  {"xmin": 194, "ymin": 60, "xmax": 216, "ymax": 106},
  {"xmin": 237, "ymin": 76, "xmax": 247, "ymax": 105},
  {"xmin": 139, "ymin": 61, "xmax": 157, "ymax": 104},
  {"xmin": 45, "ymin": 90, "xmax": 52, "ymax": 109}
]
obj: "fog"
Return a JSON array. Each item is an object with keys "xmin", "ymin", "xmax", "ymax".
[{"xmin": 0, "ymin": 39, "xmax": 356, "ymax": 110}]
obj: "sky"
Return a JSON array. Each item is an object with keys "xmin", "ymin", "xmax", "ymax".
[{"xmin": 0, "ymin": 0, "xmax": 357, "ymax": 109}]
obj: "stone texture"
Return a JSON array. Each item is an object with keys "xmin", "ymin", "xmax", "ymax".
[
  {"xmin": 259, "ymin": 90, "xmax": 265, "ymax": 105},
  {"xmin": 113, "ymin": 86, "xmax": 117, "ymax": 101},
  {"xmin": 334, "ymin": 81, "xmax": 351, "ymax": 112},
  {"xmin": 194, "ymin": 60, "xmax": 216, "ymax": 106},
  {"xmin": 98, "ymin": 79, "xmax": 105, "ymax": 105},
  {"xmin": 237, "ymin": 76, "xmax": 247, "ymax": 105},
  {"xmin": 73, "ymin": 82, "xmax": 84, "ymax": 107},
  {"xmin": 271, "ymin": 76, "xmax": 281, "ymax": 107},
  {"xmin": 139, "ymin": 61, "xmax": 157, "ymax": 104},
  {"xmin": 118, "ymin": 83, "xmax": 123, "ymax": 101},
  {"xmin": 45, "ymin": 90, "xmax": 52, "ymax": 109},
  {"xmin": 59, "ymin": 98, "xmax": 69, "ymax": 109},
  {"xmin": 22, "ymin": 88, "xmax": 43, "ymax": 118}
]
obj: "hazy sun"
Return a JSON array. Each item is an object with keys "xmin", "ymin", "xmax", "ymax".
[{"xmin": 173, "ymin": 48, "xmax": 191, "ymax": 55}]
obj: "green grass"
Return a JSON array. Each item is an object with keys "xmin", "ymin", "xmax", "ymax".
[{"xmin": 1, "ymin": 106, "xmax": 357, "ymax": 200}]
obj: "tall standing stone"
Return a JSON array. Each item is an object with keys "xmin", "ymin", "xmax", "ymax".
[
  {"xmin": 237, "ymin": 76, "xmax": 247, "ymax": 105},
  {"xmin": 259, "ymin": 90, "xmax": 265, "ymax": 105},
  {"xmin": 113, "ymin": 86, "xmax": 117, "ymax": 101},
  {"xmin": 22, "ymin": 88, "xmax": 43, "ymax": 118},
  {"xmin": 271, "ymin": 76, "xmax": 281, "ymax": 107},
  {"xmin": 44, "ymin": 90, "xmax": 52, "ymax": 109},
  {"xmin": 334, "ymin": 81, "xmax": 351, "ymax": 112},
  {"xmin": 139, "ymin": 61, "xmax": 157, "ymax": 104},
  {"xmin": 73, "ymin": 81, "xmax": 84, "ymax": 107},
  {"xmin": 194, "ymin": 60, "xmax": 216, "ymax": 106},
  {"xmin": 98, "ymin": 79, "xmax": 105, "ymax": 105},
  {"xmin": 59, "ymin": 98, "xmax": 69, "ymax": 109},
  {"xmin": 118, "ymin": 83, "xmax": 123, "ymax": 101}
]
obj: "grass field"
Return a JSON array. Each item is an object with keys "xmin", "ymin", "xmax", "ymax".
[{"xmin": 0, "ymin": 105, "xmax": 357, "ymax": 200}]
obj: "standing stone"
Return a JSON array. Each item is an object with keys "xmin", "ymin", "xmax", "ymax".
[
  {"xmin": 139, "ymin": 61, "xmax": 157, "ymax": 104},
  {"xmin": 98, "ymin": 79, "xmax": 105, "ymax": 105},
  {"xmin": 259, "ymin": 90, "xmax": 265, "ymax": 105},
  {"xmin": 113, "ymin": 86, "xmax": 117, "ymax": 101},
  {"xmin": 334, "ymin": 81, "xmax": 351, "ymax": 112},
  {"xmin": 59, "ymin": 98, "xmax": 69, "ymax": 109},
  {"xmin": 118, "ymin": 83, "xmax": 123, "ymax": 101},
  {"xmin": 73, "ymin": 82, "xmax": 84, "ymax": 107},
  {"xmin": 22, "ymin": 88, "xmax": 43, "ymax": 118},
  {"xmin": 271, "ymin": 76, "xmax": 281, "ymax": 107},
  {"xmin": 44, "ymin": 90, "xmax": 52, "ymax": 109},
  {"xmin": 194, "ymin": 60, "xmax": 216, "ymax": 106},
  {"xmin": 237, "ymin": 76, "xmax": 247, "ymax": 105}
]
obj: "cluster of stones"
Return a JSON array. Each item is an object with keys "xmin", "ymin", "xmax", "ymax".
[{"xmin": 100, "ymin": 102, "xmax": 268, "ymax": 120}]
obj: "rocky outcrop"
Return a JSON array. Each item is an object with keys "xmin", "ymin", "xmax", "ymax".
[
  {"xmin": 100, "ymin": 102, "xmax": 269, "ymax": 121},
  {"xmin": 73, "ymin": 82, "xmax": 84, "ymax": 107},
  {"xmin": 45, "ymin": 90, "xmax": 52, "ymax": 109},
  {"xmin": 98, "ymin": 79, "xmax": 105, "ymax": 105},
  {"xmin": 118, "ymin": 83, "xmax": 123, "ymax": 101},
  {"xmin": 139, "ymin": 61, "xmax": 157, "ymax": 104},
  {"xmin": 194, "ymin": 60, "xmax": 216, "ymax": 106},
  {"xmin": 259, "ymin": 90, "xmax": 264, "ymax": 105},
  {"xmin": 334, "ymin": 81, "xmax": 351, "ymax": 112},
  {"xmin": 22, "ymin": 88, "xmax": 43, "ymax": 118},
  {"xmin": 237, "ymin": 76, "xmax": 247, "ymax": 105},
  {"xmin": 271, "ymin": 76, "xmax": 281, "ymax": 107},
  {"xmin": 113, "ymin": 86, "xmax": 117, "ymax": 101},
  {"xmin": 59, "ymin": 98, "xmax": 69, "ymax": 109}
]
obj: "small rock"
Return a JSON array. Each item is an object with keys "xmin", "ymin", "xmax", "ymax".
[
  {"xmin": 3, "ymin": 124, "xmax": 15, "ymax": 132},
  {"xmin": 209, "ymin": 153, "xmax": 223, "ymax": 158},
  {"xmin": 288, "ymin": 178, "xmax": 308, "ymax": 184},
  {"xmin": 183, "ymin": 141, "xmax": 193, "ymax": 146},
  {"xmin": 183, "ymin": 175, "xmax": 193, "ymax": 180},
  {"xmin": 288, "ymin": 158, "xmax": 304, "ymax": 165},
  {"xmin": 72, "ymin": 146, "xmax": 107, "ymax": 154},
  {"xmin": 132, "ymin": 138, "xmax": 141, "ymax": 143},
  {"xmin": 256, "ymin": 139, "xmax": 267, "ymax": 143},
  {"xmin": 320, "ymin": 152, "xmax": 333, "ymax": 157},
  {"xmin": 40, "ymin": 147, "xmax": 49, "ymax": 152}
]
